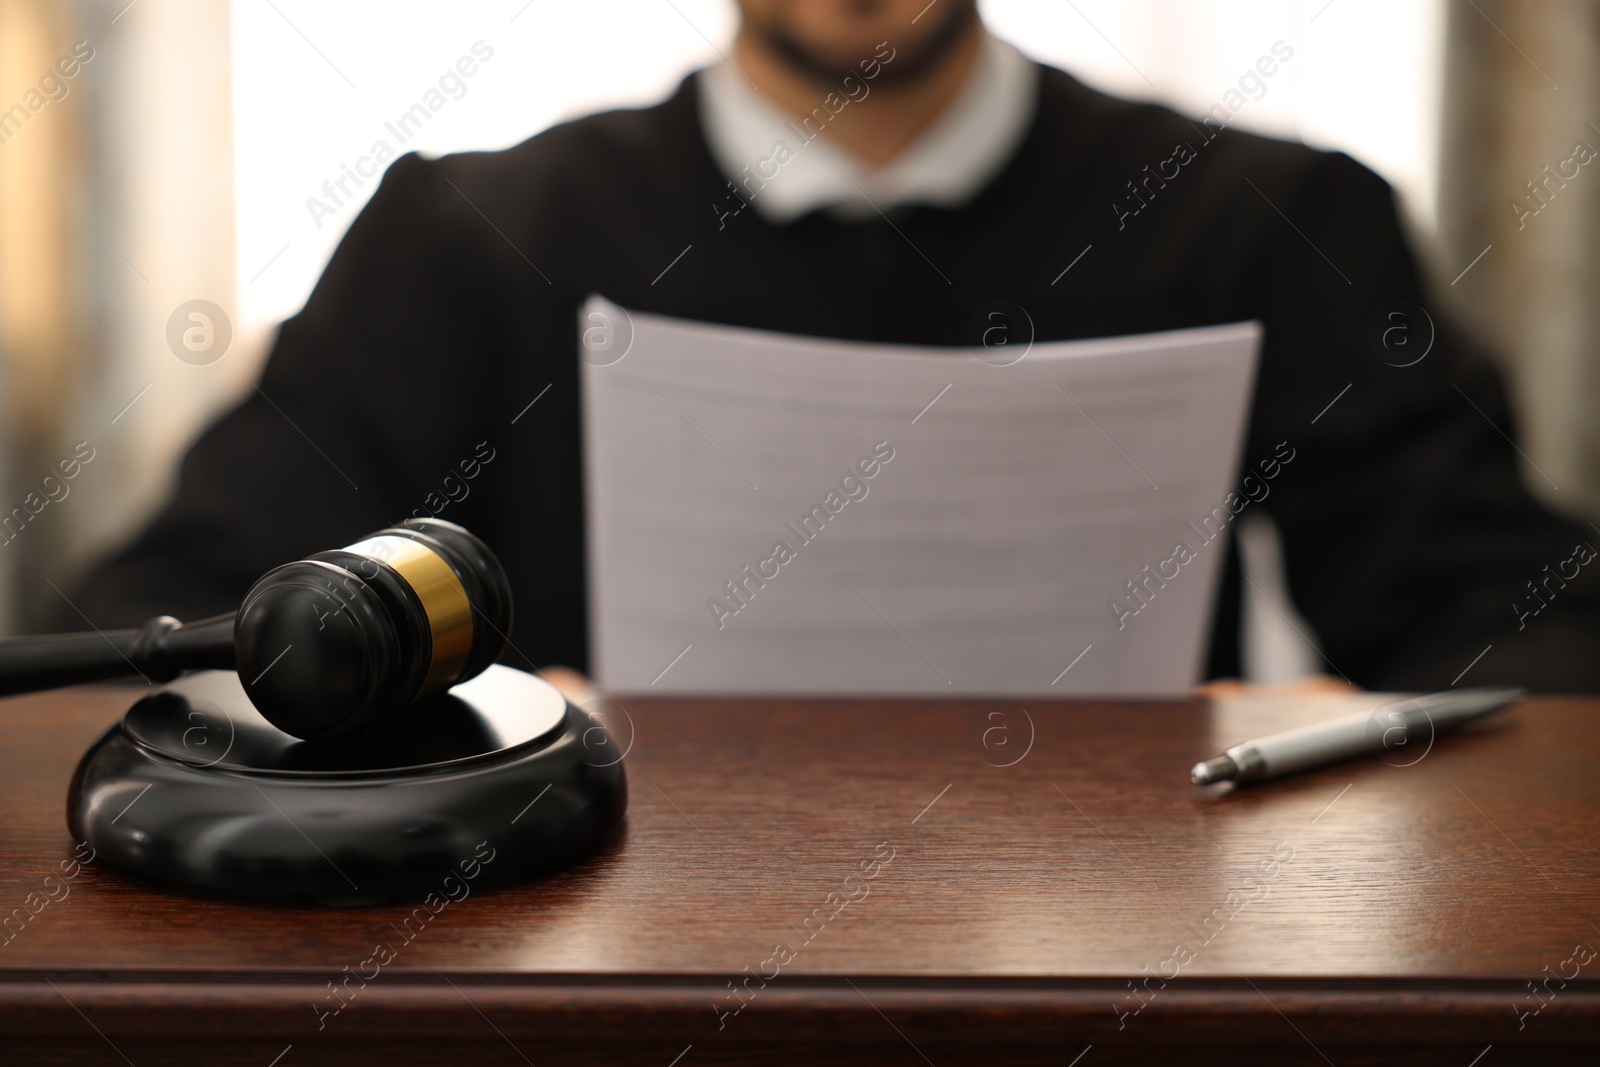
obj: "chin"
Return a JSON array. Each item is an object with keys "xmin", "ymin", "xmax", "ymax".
[{"xmin": 748, "ymin": 0, "xmax": 979, "ymax": 86}]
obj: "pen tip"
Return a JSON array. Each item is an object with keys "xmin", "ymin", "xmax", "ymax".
[{"xmin": 1191, "ymin": 756, "xmax": 1237, "ymax": 786}]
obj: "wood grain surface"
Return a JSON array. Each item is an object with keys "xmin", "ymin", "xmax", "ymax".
[{"xmin": 1, "ymin": 682, "xmax": 1597, "ymax": 1065}]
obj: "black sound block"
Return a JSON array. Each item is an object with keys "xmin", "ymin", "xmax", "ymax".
[{"xmin": 67, "ymin": 666, "xmax": 628, "ymax": 905}]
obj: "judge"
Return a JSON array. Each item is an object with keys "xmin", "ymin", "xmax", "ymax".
[{"xmin": 75, "ymin": 0, "xmax": 1600, "ymax": 691}]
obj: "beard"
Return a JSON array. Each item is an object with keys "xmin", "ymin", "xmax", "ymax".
[{"xmin": 754, "ymin": 0, "xmax": 981, "ymax": 89}]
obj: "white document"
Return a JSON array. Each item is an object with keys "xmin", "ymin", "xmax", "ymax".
[{"xmin": 580, "ymin": 296, "xmax": 1261, "ymax": 697}]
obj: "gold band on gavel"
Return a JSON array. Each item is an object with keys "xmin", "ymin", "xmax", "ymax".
[{"xmin": 343, "ymin": 534, "xmax": 474, "ymax": 696}]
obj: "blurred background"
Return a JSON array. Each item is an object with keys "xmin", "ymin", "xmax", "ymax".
[{"xmin": 1, "ymin": 0, "xmax": 1595, "ymax": 659}]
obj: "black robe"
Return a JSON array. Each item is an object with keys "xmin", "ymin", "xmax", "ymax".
[{"xmin": 73, "ymin": 65, "xmax": 1600, "ymax": 690}]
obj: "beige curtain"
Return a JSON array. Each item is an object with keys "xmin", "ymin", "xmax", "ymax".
[
  {"xmin": 0, "ymin": 0, "xmax": 240, "ymax": 634},
  {"xmin": 1438, "ymin": 0, "xmax": 1600, "ymax": 518},
  {"xmin": 0, "ymin": 0, "xmax": 87, "ymax": 632},
  {"xmin": 73, "ymin": 0, "xmax": 244, "ymax": 600}
]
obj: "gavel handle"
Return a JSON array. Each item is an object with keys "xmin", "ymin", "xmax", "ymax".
[{"xmin": 0, "ymin": 613, "xmax": 236, "ymax": 697}]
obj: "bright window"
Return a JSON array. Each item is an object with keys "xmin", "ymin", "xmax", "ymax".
[{"xmin": 232, "ymin": 0, "xmax": 1441, "ymax": 335}]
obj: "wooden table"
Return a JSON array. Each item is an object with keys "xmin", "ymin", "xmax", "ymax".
[{"xmin": 1, "ymin": 683, "xmax": 1597, "ymax": 1065}]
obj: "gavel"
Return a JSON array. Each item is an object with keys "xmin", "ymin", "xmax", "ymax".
[{"xmin": 0, "ymin": 518, "xmax": 512, "ymax": 739}]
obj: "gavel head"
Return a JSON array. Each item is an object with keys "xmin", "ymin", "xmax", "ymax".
[{"xmin": 233, "ymin": 518, "xmax": 513, "ymax": 739}]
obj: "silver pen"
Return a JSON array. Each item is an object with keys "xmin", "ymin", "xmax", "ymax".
[{"xmin": 1190, "ymin": 686, "xmax": 1524, "ymax": 786}]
